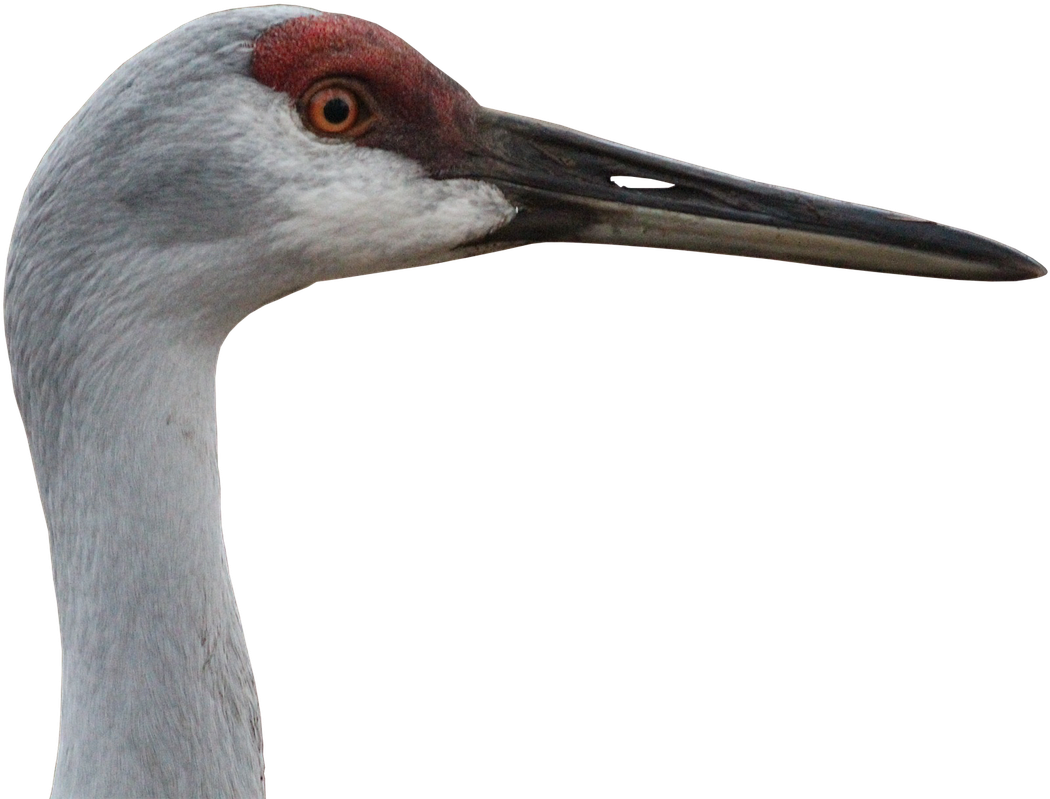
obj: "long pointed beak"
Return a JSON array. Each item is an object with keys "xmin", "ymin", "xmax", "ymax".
[{"xmin": 454, "ymin": 109, "xmax": 1043, "ymax": 281}]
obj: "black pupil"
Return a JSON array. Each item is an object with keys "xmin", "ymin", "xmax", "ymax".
[{"xmin": 323, "ymin": 97, "xmax": 351, "ymax": 125}]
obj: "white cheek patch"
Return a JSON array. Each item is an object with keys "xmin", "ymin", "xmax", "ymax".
[{"xmin": 267, "ymin": 146, "xmax": 516, "ymax": 279}]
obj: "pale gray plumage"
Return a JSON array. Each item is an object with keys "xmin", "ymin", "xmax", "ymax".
[{"xmin": 7, "ymin": 7, "xmax": 513, "ymax": 797}]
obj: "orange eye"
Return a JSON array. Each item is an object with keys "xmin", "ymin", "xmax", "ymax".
[{"xmin": 302, "ymin": 81, "xmax": 363, "ymax": 135}]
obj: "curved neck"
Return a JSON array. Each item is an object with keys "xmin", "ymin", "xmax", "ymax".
[{"xmin": 26, "ymin": 335, "xmax": 264, "ymax": 799}]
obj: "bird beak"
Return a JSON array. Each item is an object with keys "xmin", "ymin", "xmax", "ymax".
[{"xmin": 457, "ymin": 109, "xmax": 1043, "ymax": 281}]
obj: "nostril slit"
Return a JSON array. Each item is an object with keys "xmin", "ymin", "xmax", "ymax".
[{"xmin": 611, "ymin": 176, "xmax": 675, "ymax": 189}]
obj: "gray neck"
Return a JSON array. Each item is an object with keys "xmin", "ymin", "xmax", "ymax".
[{"xmin": 23, "ymin": 331, "xmax": 264, "ymax": 799}]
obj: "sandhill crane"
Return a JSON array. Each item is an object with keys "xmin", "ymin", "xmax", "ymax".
[{"xmin": 3, "ymin": 6, "xmax": 1045, "ymax": 798}]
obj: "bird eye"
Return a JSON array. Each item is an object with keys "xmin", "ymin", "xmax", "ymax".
[{"xmin": 301, "ymin": 79, "xmax": 372, "ymax": 137}]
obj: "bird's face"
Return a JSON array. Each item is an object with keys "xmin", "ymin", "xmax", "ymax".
[
  {"xmin": 244, "ymin": 13, "xmax": 521, "ymax": 287},
  {"xmin": 8, "ymin": 8, "xmax": 515, "ymax": 336},
  {"xmin": 10, "ymin": 7, "xmax": 1040, "ymax": 342},
  {"xmin": 248, "ymin": 11, "xmax": 1043, "ymax": 291},
  {"xmin": 243, "ymin": 7, "xmax": 1041, "ymax": 287}
]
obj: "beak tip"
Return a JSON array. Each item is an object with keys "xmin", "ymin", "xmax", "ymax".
[{"xmin": 1012, "ymin": 255, "xmax": 1046, "ymax": 281}]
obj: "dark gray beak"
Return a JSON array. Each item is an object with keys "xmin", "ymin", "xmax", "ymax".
[{"xmin": 454, "ymin": 109, "xmax": 1044, "ymax": 281}]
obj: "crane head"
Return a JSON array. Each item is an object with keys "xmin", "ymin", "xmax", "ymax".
[{"xmin": 8, "ymin": 7, "xmax": 1043, "ymax": 345}]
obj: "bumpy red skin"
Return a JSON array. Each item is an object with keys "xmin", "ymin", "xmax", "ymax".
[{"xmin": 251, "ymin": 13, "xmax": 480, "ymax": 173}]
